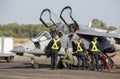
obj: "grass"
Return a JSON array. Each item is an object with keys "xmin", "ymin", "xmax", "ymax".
[{"xmin": 14, "ymin": 38, "xmax": 29, "ymax": 44}]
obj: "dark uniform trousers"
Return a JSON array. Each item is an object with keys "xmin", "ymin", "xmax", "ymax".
[
  {"xmin": 91, "ymin": 52, "xmax": 99, "ymax": 70},
  {"xmin": 51, "ymin": 49, "xmax": 58, "ymax": 69},
  {"xmin": 76, "ymin": 52, "xmax": 86, "ymax": 69}
]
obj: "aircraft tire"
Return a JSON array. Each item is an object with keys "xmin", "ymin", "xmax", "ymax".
[
  {"xmin": 32, "ymin": 63, "xmax": 39, "ymax": 69},
  {"xmin": 6, "ymin": 56, "xmax": 14, "ymax": 63}
]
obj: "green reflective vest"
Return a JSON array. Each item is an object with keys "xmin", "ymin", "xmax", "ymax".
[
  {"xmin": 51, "ymin": 39, "xmax": 59, "ymax": 50},
  {"xmin": 91, "ymin": 41, "xmax": 98, "ymax": 52},
  {"xmin": 77, "ymin": 42, "xmax": 83, "ymax": 52}
]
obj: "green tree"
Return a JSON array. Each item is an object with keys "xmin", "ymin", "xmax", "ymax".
[
  {"xmin": 0, "ymin": 23, "xmax": 49, "ymax": 38},
  {"xmin": 91, "ymin": 18, "xmax": 117, "ymax": 31}
]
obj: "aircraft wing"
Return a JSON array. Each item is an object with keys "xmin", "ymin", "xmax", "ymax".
[
  {"xmin": 27, "ymin": 49, "xmax": 45, "ymax": 55},
  {"xmin": 76, "ymin": 29, "xmax": 120, "ymax": 39},
  {"xmin": 27, "ymin": 49, "xmax": 66, "ymax": 56}
]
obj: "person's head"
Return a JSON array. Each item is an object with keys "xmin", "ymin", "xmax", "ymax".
[
  {"xmin": 92, "ymin": 37, "xmax": 97, "ymax": 41},
  {"xmin": 54, "ymin": 34, "xmax": 59, "ymax": 40},
  {"xmin": 78, "ymin": 37, "xmax": 83, "ymax": 42},
  {"xmin": 65, "ymin": 48, "xmax": 68, "ymax": 53}
]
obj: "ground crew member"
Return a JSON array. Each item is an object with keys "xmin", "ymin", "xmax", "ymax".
[
  {"xmin": 61, "ymin": 48, "xmax": 74, "ymax": 69},
  {"xmin": 76, "ymin": 37, "xmax": 86, "ymax": 70},
  {"xmin": 89, "ymin": 37, "xmax": 100, "ymax": 71},
  {"xmin": 47, "ymin": 34, "xmax": 61, "ymax": 69}
]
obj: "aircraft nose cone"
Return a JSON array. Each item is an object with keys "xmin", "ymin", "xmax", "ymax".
[{"xmin": 11, "ymin": 46, "xmax": 25, "ymax": 53}]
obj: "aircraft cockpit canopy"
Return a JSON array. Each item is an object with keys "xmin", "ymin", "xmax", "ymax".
[{"xmin": 35, "ymin": 31, "xmax": 51, "ymax": 41}]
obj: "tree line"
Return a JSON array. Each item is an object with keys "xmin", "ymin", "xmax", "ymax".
[
  {"xmin": 0, "ymin": 23, "xmax": 49, "ymax": 38},
  {"xmin": 91, "ymin": 18, "xmax": 117, "ymax": 31}
]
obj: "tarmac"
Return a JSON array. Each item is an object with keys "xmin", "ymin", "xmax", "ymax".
[{"xmin": 0, "ymin": 56, "xmax": 120, "ymax": 79}]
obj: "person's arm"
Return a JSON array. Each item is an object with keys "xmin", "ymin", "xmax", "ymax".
[
  {"xmin": 89, "ymin": 43, "xmax": 92, "ymax": 52},
  {"xmin": 97, "ymin": 42, "xmax": 100, "ymax": 50},
  {"xmin": 58, "ymin": 41, "xmax": 61, "ymax": 51},
  {"xmin": 47, "ymin": 40, "xmax": 53, "ymax": 49},
  {"xmin": 81, "ymin": 43, "xmax": 86, "ymax": 52},
  {"xmin": 88, "ymin": 43, "xmax": 92, "ymax": 55},
  {"xmin": 61, "ymin": 53, "xmax": 68, "ymax": 59},
  {"xmin": 75, "ymin": 43, "xmax": 77, "ymax": 52}
]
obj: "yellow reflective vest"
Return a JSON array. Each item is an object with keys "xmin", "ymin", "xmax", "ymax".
[
  {"xmin": 51, "ymin": 39, "xmax": 59, "ymax": 50},
  {"xmin": 91, "ymin": 41, "xmax": 98, "ymax": 52},
  {"xmin": 77, "ymin": 42, "xmax": 83, "ymax": 52}
]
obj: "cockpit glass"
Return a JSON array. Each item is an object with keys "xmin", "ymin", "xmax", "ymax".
[
  {"xmin": 35, "ymin": 32, "xmax": 51, "ymax": 41},
  {"xmin": 60, "ymin": 7, "xmax": 79, "ymax": 33},
  {"xmin": 35, "ymin": 32, "xmax": 43, "ymax": 38},
  {"xmin": 41, "ymin": 10, "xmax": 53, "ymax": 27},
  {"xmin": 61, "ymin": 8, "xmax": 74, "ymax": 25}
]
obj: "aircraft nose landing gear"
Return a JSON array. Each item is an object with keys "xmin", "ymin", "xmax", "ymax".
[{"xmin": 30, "ymin": 57, "xmax": 40, "ymax": 69}]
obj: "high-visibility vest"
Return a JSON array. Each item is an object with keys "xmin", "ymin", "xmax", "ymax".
[
  {"xmin": 51, "ymin": 39, "xmax": 59, "ymax": 50},
  {"xmin": 91, "ymin": 41, "xmax": 98, "ymax": 52},
  {"xmin": 77, "ymin": 42, "xmax": 83, "ymax": 52}
]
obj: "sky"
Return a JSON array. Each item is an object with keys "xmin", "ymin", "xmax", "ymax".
[{"xmin": 0, "ymin": 0, "xmax": 120, "ymax": 27}]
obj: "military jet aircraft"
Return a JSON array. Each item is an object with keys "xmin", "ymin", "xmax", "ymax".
[{"xmin": 11, "ymin": 6, "xmax": 120, "ymax": 69}]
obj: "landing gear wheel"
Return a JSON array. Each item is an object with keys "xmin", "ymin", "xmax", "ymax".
[
  {"xmin": 32, "ymin": 63, "xmax": 39, "ymax": 69},
  {"xmin": 6, "ymin": 56, "xmax": 14, "ymax": 63},
  {"xmin": 7, "ymin": 57, "xmax": 10, "ymax": 63},
  {"xmin": 108, "ymin": 57, "xmax": 114, "ymax": 68}
]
